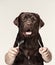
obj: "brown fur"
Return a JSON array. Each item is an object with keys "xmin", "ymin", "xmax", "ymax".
[{"xmin": 13, "ymin": 12, "xmax": 44, "ymax": 65}]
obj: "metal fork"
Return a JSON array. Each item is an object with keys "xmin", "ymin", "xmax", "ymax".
[{"xmin": 18, "ymin": 40, "xmax": 24, "ymax": 47}]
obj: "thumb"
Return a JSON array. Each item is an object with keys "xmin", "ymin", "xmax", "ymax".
[
  {"xmin": 39, "ymin": 47, "xmax": 43, "ymax": 54},
  {"xmin": 15, "ymin": 46, "xmax": 19, "ymax": 50}
]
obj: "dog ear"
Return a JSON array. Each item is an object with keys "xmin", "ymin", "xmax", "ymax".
[
  {"xmin": 32, "ymin": 13, "xmax": 44, "ymax": 28},
  {"xmin": 39, "ymin": 18, "xmax": 44, "ymax": 28},
  {"xmin": 13, "ymin": 17, "xmax": 19, "ymax": 27},
  {"xmin": 13, "ymin": 12, "xmax": 24, "ymax": 27}
]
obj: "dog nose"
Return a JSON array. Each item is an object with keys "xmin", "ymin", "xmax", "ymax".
[{"xmin": 27, "ymin": 21, "xmax": 32, "ymax": 25}]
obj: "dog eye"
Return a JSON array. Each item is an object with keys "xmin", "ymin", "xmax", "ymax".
[
  {"xmin": 31, "ymin": 17, "xmax": 36, "ymax": 21},
  {"xmin": 31, "ymin": 18, "xmax": 36, "ymax": 22},
  {"xmin": 22, "ymin": 17, "xmax": 27, "ymax": 22},
  {"xmin": 22, "ymin": 16, "xmax": 28, "ymax": 21}
]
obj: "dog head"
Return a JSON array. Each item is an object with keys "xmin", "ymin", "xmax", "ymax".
[{"xmin": 14, "ymin": 12, "xmax": 44, "ymax": 37}]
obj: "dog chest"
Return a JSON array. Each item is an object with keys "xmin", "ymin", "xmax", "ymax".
[{"xmin": 13, "ymin": 52, "xmax": 44, "ymax": 65}]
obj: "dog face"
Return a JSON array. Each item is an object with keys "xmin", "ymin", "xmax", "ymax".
[{"xmin": 14, "ymin": 12, "xmax": 44, "ymax": 37}]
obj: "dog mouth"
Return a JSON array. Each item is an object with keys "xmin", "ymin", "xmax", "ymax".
[
  {"xmin": 23, "ymin": 29, "xmax": 32, "ymax": 36},
  {"xmin": 25, "ymin": 32, "xmax": 32, "ymax": 35}
]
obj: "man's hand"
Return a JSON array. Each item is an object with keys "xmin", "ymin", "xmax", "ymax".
[
  {"xmin": 39, "ymin": 47, "xmax": 52, "ymax": 63},
  {"xmin": 5, "ymin": 47, "xmax": 19, "ymax": 65}
]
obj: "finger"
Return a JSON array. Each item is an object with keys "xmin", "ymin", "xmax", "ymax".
[
  {"xmin": 45, "ymin": 53, "xmax": 50, "ymax": 57},
  {"xmin": 43, "ymin": 53, "xmax": 49, "ymax": 58},
  {"xmin": 9, "ymin": 50, "xmax": 18, "ymax": 56},
  {"xmin": 42, "ymin": 50, "xmax": 50, "ymax": 58},
  {"xmin": 11, "ymin": 47, "xmax": 19, "ymax": 53},
  {"xmin": 44, "ymin": 51, "xmax": 51, "ymax": 57},
  {"xmin": 9, "ymin": 48, "xmax": 19, "ymax": 55},
  {"xmin": 42, "ymin": 47, "xmax": 48, "ymax": 53},
  {"xmin": 8, "ymin": 52, "xmax": 16, "ymax": 57},
  {"xmin": 39, "ymin": 47, "xmax": 43, "ymax": 51},
  {"xmin": 39, "ymin": 47, "xmax": 43, "ymax": 54},
  {"xmin": 15, "ymin": 46, "xmax": 19, "ymax": 50},
  {"xmin": 11, "ymin": 48, "xmax": 18, "ymax": 53},
  {"xmin": 43, "ymin": 50, "xmax": 49, "ymax": 55}
]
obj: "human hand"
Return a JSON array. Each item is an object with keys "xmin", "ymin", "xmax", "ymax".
[
  {"xmin": 5, "ymin": 46, "xmax": 19, "ymax": 65},
  {"xmin": 39, "ymin": 47, "xmax": 52, "ymax": 63}
]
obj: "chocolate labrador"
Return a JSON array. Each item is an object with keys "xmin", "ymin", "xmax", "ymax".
[{"xmin": 12, "ymin": 12, "xmax": 44, "ymax": 65}]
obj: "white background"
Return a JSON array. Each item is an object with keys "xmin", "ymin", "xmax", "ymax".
[{"xmin": 0, "ymin": 0, "xmax": 55, "ymax": 65}]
